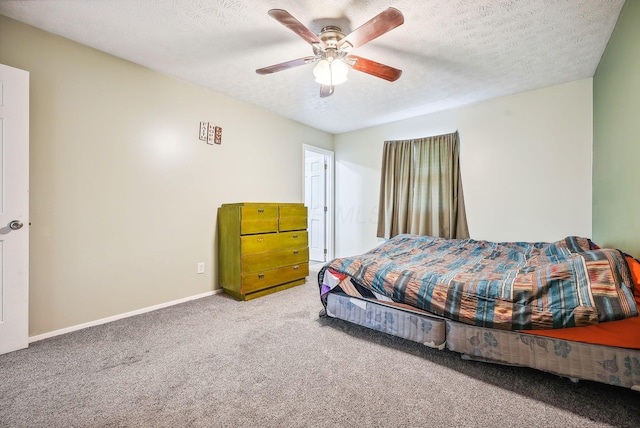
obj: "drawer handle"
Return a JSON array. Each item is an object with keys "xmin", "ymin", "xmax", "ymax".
[
  {"xmin": 257, "ymin": 238, "xmax": 264, "ymax": 242},
  {"xmin": 292, "ymin": 234, "xmax": 298, "ymax": 239},
  {"xmin": 258, "ymin": 274, "xmax": 265, "ymax": 279},
  {"xmin": 257, "ymin": 209, "xmax": 264, "ymax": 213},
  {"xmin": 293, "ymin": 250, "xmax": 299, "ymax": 255},
  {"xmin": 293, "ymin": 265, "xmax": 299, "ymax": 271}
]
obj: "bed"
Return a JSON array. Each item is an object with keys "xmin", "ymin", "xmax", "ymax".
[{"xmin": 318, "ymin": 234, "xmax": 640, "ymax": 390}]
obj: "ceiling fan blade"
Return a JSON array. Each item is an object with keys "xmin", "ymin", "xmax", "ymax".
[
  {"xmin": 320, "ymin": 84, "xmax": 334, "ymax": 97},
  {"xmin": 256, "ymin": 56, "xmax": 317, "ymax": 75},
  {"xmin": 348, "ymin": 55, "xmax": 402, "ymax": 82},
  {"xmin": 268, "ymin": 9, "xmax": 324, "ymax": 48},
  {"xmin": 338, "ymin": 7, "xmax": 404, "ymax": 50}
]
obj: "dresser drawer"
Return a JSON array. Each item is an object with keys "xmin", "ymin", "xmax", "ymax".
[
  {"xmin": 242, "ymin": 247, "xmax": 309, "ymax": 274},
  {"xmin": 242, "ymin": 263, "xmax": 309, "ymax": 294},
  {"xmin": 241, "ymin": 231, "xmax": 308, "ymax": 255},
  {"xmin": 279, "ymin": 205, "xmax": 308, "ymax": 231},
  {"xmin": 240, "ymin": 205, "xmax": 278, "ymax": 235}
]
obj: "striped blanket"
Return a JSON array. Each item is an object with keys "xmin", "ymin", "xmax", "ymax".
[{"xmin": 319, "ymin": 235, "xmax": 638, "ymax": 330}]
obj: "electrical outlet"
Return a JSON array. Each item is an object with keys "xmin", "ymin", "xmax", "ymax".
[{"xmin": 197, "ymin": 262, "xmax": 205, "ymax": 274}]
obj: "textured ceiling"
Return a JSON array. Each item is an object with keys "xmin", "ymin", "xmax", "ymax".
[{"xmin": 0, "ymin": 0, "xmax": 625, "ymax": 134}]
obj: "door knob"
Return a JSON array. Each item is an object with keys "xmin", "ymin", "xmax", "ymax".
[{"xmin": 9, "ymin": 220, "xmax": 23, "ymax": 230}]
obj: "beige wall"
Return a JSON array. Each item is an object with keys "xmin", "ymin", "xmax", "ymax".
[
  {"xmin": 334, "ymin": 79, "xmax": 593, "ymax": 257},
  {"xmin": 593, "ymin": 0, "xmax": 640, "ymax": 258},
  {"xmin": 0, "ymin": 16, "xmax": 333, "ymax": 336}
]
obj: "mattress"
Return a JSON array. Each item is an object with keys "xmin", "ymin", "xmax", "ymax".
[
  {"xmin": 326, "ymin": 291, "xmax": 446, "ymax": 350},
  {"xmin": 325, "ymin": 289, "xmax": 640, "ymax": 390},
  {"xmin": 446, "ymin": 320, "xmax": 640, "ymax": 390},
  {"xmin": 321, "ymin": 235, "xmax": 638, "ymax": 331},
  {"xmin": 320, "ymin": 252, "xmax": 640, "ymax": 390},
  {"xmin": 322, "ymin": 255, "xmax": 640, "ymax": 350}
]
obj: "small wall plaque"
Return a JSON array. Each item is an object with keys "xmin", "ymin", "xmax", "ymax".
[{"xmin": 199, "ymin": 122, "xmax": 222, "ymax": 145}]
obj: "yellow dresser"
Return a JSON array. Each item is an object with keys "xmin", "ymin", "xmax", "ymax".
[{"xmin": 218, "ymin": 202, "xmax": 309, "ymax": 300}]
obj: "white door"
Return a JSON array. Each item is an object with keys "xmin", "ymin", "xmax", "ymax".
[
  {"xmin": 0, "ymin": 64, "xmax": 30, "ymax": 355},
  {"xmin": 305, "ymin": 151, "xmax": 327, "ymax": 262}
]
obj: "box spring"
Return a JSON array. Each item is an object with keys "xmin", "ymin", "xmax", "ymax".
[
  {"xmin": 326, "ymin": 292, "xmax": 446, "ymax": 350},
  {"xmin": 445, "ymin": 321, "xmax": 640, "ymax": 390},
  {"xmin": 326, "ymin": 290, "xmax": 640, "ymax": 390}
]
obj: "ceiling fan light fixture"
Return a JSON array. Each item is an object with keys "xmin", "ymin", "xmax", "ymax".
[
  {"xmin": 257, "ymin": 8, "xmax": 404, "ymax": 96},
  {"xmin": 313, "ymin": 58, "xmax": 348, "ymax": 86}
]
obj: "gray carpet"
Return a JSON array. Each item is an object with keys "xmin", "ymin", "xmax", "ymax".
[{"xmin": 1, "ymin": 271, "xmax": 639, "ymax": 427}]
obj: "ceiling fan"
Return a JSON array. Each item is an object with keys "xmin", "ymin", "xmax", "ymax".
[{"xmin": 256, "ymin": 7, "xmax": 404, "ymax": 97}]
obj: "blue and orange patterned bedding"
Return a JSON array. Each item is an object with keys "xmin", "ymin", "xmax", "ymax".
[{"xmin": 318, "ymin": 235, "xmax": 638, "ymax": 331}]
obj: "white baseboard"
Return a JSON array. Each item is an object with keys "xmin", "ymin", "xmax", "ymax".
[{"xmin": 29, "ymin": 289, "xmax": 224, "ymax": 343}]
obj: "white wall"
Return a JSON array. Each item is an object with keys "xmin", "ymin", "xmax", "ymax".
[
  {"xmin": 334, "ymin": 79, "xmax": 593, "ymax": 257},
  {"xmin": 0, "ymin": 16, "xmax": 333, "ymax": 336}
]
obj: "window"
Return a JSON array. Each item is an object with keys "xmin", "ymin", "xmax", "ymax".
[{"xmin": 377, "ymin": 131, "xmax": 469, "ymax": 239}]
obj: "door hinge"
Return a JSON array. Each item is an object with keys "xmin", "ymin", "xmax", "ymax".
[
  {"xmin": 324, "ymin": 249, "xmax": 327, "ymax": 255},
  {"xmin": 324, "ymin": 206, "xmax": 327, "ymax": 212},
  {"xmin": 324, "ymin": 163, "xmax": 327, "ymax": 170}
]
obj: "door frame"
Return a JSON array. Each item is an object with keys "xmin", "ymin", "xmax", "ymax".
[{"xmin": 302, "ymin": 144, "xmax": 334, "ymax": 262}]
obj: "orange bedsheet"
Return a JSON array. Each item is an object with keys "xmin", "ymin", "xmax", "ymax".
[{"xmin": 524, "ymin": 256, "xmax": 640, "ymax": 349}]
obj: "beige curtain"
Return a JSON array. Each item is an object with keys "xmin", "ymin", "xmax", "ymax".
[{"xmin": 377, "ymin": 131, "xmax": 469, "ymax": 239}]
